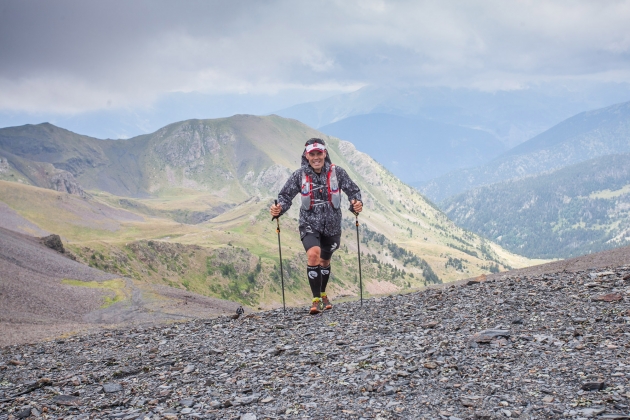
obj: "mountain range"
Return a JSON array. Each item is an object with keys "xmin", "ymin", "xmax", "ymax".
[
  {"xmin": 277, "ymin": 85, "xmax": 630, "ymax": 189},
  {"xmin": 0, "ymin": 116, "xmax": 538, "ymax": 309},
  {"xmin": 421, "ymin": 100, "xmax": 630, "ymax": 202},
  {"xmin": 318, "ymin": 113, "xmax": 505, "ymax": 185},
  {"xmin": 276, "ymin": 84, "xmax": 630, "ymax": 148}
]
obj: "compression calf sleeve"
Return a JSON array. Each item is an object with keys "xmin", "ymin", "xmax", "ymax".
[
  {"xmin": 320, "ymin": 264, "xmax": 331, "ymax": 292},
  {"xmin": 307, "ymin": 265, "xmax": 321, "ymax": 298}
]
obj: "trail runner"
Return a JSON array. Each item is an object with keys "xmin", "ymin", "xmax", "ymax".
[{"xmin": 270, "ymin": 138, "xmax": 363, "ymax": 314}]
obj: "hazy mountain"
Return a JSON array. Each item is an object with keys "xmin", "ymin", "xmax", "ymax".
[
  {"xmin": 0, "ymin": 122, "xmax": 152, "ymax": 197},
  {"xmin": 0, "ymin": 116, "xmax": 538, "ymax": 308},
  {"xmin": 421, "ymin": 100, "xmax": 630, "ymax": 202},
  {"xmin": 0, "ymin": 90, "xmax": 343, "ymax": 140},
  {"xmin": 276, "ymin": 84, "xmax": 630, "ymax": 148},
  {"xmin": 318, "ymin": 113, "xmax": 505, "ymax": 185},
  {"xmin": 442, "ymin": 154, "xmax": 630, "ymax": 259}
]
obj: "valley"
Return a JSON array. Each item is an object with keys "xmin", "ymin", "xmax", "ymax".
[{"xmin": 0, "ymin": 116, "xmax": 539, "ymax": 314}]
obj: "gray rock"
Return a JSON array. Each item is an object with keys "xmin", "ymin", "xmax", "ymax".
[
  {"xmin": 470, "ymin": 329, "xmax": 511, "ymax": 343},
  {"xmin": 42, "ymin": 234, "xmax": 65, "ymax": 253},
  {"xmin": 234, "ymin": 395, "xmax": 258, "ymax": 405},
  {"xmin": 383, "ymin": 385, "xmax": 396, "ymax": 395},
  {"xmin": 578, "ymin": 407, "xmax": 606, "ymax": 417},
  {"xmin": 51, "ymin": 394, "xmax": 81, "ymax": 406},
  {"xmin": 473, "ymin": 411, "xmax": 494, "ymax": 419},
  {"xmin": 102, "ymin": 382, "xmax": 123, "ymax": 393},
  {"xmin": 15, "ymin": 407, "xmax": 31, "ymax": 419},
  {"xmin": 582, "ymin": 381, "xmax": 606, "ymax": 391},
  {"xmin": 460, "ymin": 396, "xmax": 482, "ymax": 407}
]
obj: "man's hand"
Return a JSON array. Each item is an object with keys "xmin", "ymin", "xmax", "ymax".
[
  {"xmin": 270, "ymin": 202, "xmax": 282, "ymax": 218},
  {"xmin": 351, "ymin": 199, "xmax": 363, "ymax": 214}
]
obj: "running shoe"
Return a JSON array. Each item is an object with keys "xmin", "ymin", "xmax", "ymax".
[
  {"xmin": 310, "ymin": 298, "xmax": 322, "ymax": 315},
  {"xmin": 321, "ymin": 293, "xmax": 332, "ymax": 310}
]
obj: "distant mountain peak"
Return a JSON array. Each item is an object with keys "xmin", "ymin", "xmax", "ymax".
[{"xmin": 420, "ymin": 99, "xmax": 630, "ymax": 202}]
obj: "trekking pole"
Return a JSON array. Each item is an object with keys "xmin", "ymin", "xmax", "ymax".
[
  {"xmin": 272, "ymin": 200, "xmax": 286, "ymax": 314},
  {"xmin": 352, "ymin": 205, "xmax": 363, "ymax": 307}
]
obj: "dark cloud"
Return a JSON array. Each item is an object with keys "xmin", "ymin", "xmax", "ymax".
[{"xmin": 1, "ymin": 0, "xmax": 629, "ymax": 113}]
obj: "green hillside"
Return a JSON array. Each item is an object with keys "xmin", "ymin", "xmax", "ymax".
[
  {"xmin": 442, "ymin": 153, "xmax": 630, "ymax": 258},
  {"xmin": 0, "ymin": 116, "xmax": 541, "ymax": 308}
]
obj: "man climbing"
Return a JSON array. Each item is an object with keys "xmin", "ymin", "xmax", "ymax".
[{"xmin": 270, "ymin": 138, "xmax": 363, "ymax": 314}]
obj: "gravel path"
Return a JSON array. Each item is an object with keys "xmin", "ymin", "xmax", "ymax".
[{"xmin": 1, "ymin": 262, "xmax": 629, "ymax": 419}]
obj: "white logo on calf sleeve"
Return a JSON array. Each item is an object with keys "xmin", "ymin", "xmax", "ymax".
[{"xmin": 308, "ymin": 271, "xmax": 318, "ymax": 279}]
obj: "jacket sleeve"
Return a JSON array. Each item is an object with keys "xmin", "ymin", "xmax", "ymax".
[
  {"xmin": 337, "ymin": 166, "xmax": 362, "ymax": 203},
  {"xmin": 277, "ymin": 170, "xmax": 301, "ymax": 216}
]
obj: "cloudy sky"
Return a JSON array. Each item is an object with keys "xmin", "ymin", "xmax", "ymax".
[{"xmin": 2, "ymin": 0, "xmax": 630, "ymax": 135}]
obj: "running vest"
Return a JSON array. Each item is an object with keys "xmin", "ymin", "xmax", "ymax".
[{"xmin": 301, "ymin": 164, "xmax": 341, "ymax": 210}]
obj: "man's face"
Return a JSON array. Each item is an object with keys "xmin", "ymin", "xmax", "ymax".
[{"xmin": 305, "ymin": 150, "xmax": 326, "ymax": 172}]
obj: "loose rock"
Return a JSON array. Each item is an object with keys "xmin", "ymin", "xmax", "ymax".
[
  {"xmin": 593, "ymin": 293, "xmax": 623, "ymax": 302},
  {"xmin": 1, "ymin": 265, "xmax": 629, "ymax": 419},
  {"xmin": 102, "ymin": 382, "xmax": 123, "ymax": 393},
  {"xmin": 582, "ymin": 381, "xmax": 606, "ymax": 391}
]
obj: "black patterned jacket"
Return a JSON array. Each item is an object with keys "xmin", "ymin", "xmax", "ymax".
[{"xmin": 277, "ymin": 155, "xmax": 362, "ymax": 237}]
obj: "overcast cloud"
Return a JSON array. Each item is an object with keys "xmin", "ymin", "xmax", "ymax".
[{"xmin": 1, "ymin": 0, "xmax": 630, "ymax": 114}]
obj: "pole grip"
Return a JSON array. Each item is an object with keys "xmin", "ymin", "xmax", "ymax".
[{"xmin": 272, "ymin": 199, "xmax": 279, "ymax": 221}]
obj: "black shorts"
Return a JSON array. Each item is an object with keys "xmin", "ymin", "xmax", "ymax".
[{"xmin": 301, "ymin": 231, "xmax": 341, "ymax": 260}]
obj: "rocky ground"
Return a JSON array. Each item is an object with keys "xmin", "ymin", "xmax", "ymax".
[{"xmin": 2, "ymin": 261, "xmax": 630, "ymax": 419}]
